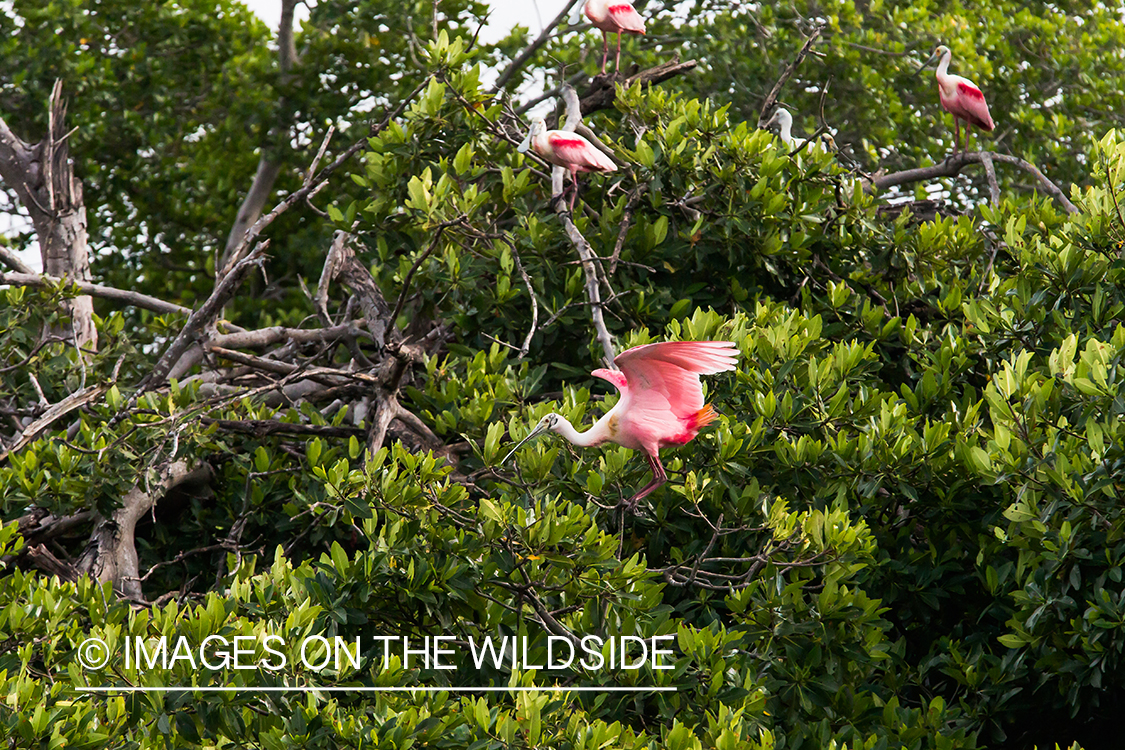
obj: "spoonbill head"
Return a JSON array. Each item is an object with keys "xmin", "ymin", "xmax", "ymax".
[{"xmin": 764, "ymin": 108, "xmax": 797, "ymax": 148}]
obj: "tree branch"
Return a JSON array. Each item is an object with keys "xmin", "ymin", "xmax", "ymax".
[
  {"xmin": 552, "ymin": 85, "xmax": 616, "ymax": 367},
  {"xmin": 571, "ymin": 58, "xmax": 698, "ymax": 122},
  {"xmin": 757, "ymin": 25, "xmax": 824, "ymax": 128},
  {"xmin": 139, "ymin": 243, "xmax": 269, "ymax": 395},
  {"xmin": 0, "ymin": 247, "xmax": 34, "ymax": 274},
  {"xmin": 220, "ymin": 75, "xmax": 432, "ymax": 279},
  {"xmin": 871, "ymin": 151, "xmax": 1078, "ymax": 214},
  {"xmin": 0, "ymin": 271, "xmax": 192, "ymax": 316},
  {"xmin": 76, "ymin": 460, "xmax": 212, "ymax": 599},
  {"xmin": 219, "ymin": 0, "xmax": 299, "ymax": 275},
  {"xmin": 0, "ymin": 81, "xmax": 97, "ymax": 349}
]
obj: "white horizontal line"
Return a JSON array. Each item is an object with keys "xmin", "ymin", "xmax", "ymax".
[{"xmin": 76, "ymin": 686, "xmax": 677, "ymax": 693}]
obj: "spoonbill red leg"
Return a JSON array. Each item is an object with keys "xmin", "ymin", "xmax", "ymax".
[
  {"xmin": 627, "ymin": 451, "xmax": 668, "ymax": 508},
  {"xmin": 953, "ymin": 116, "xmax": 961, "ymax": 155},
  {"xmin": 600, "ymin": 32, "xmax": 609, "ymax": 73},
  {"xmin": 615, "ymin": 32, "xmax": 623, "ymax": 72}
]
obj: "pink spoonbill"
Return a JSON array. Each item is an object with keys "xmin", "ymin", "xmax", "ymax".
[
  {"xmin": 517, "ymin": 116, "xmax": 618, "ymax": 209},
  {"xmin": 502, "ymin": 341, "xmax": 739, "ymax": 507},
  {"xmin": 584, "ymin": 0, "xmax": 646, "ymax": 74},
  {"xmin": 918, "ymin": 44, "xmax": 994, "ymax": 154}
]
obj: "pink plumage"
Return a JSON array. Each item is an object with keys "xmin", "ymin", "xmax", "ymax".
[
  {"xmin": 584, "ymin": 0, "xmax": 646, "ymax": 73},
  {"xmin": 518, "ymin": 116, "xmax": 617, "ymax": 209},
  {"xmin": 928, "ymin": 45, "xmax": 994, "ymax": 153},
  {"xmin": 544, "ymin": 132, "xmax": 618, "ymax": 173},
  {"xmin": 502, "ymin": 341, "xmax": 739, "ymax": 508},
  {"xmin": 945, "ymin": 81, "xmax": 994, "ymax": 131}
]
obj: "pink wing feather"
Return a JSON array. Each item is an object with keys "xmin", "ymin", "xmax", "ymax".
[
  {"xmin": 600, "ymin": 342, "xmax": 737, "ymax": 449},
  {"xmin": 607, "ymin": 3, "xmax": 646, "ymax": 33},
  {"xmin": 546, "ymin": 132, "xmax": 617, "ymax": 172},
  {"xmin": 955, "ymin": 81, "xmax": 994, "ymax": 131}
]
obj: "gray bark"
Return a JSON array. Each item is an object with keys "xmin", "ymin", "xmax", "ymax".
[{"xmin": 0, "ymin": 81, "xmax": 97, "ymax": 349}]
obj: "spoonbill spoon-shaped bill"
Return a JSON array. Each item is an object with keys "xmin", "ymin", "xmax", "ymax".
[
  {"xmin": 919, "ymin": 45, "xmax": 994, "ymax": 154},
  {"xmin": 584, "ymin": 0, "xmax": 646, "ymax": 74},
  {"xmin": 517, "ymin": 116, "xmax": 617, "ymax": 209},
  {"xmin": 502, "ymin": 341, "xmax": 739, "ymax": 507}
]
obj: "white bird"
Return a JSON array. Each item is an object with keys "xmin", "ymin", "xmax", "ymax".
[{"xmin": 764, "ymin": 108, "xmax": 836, "ymax": 153}]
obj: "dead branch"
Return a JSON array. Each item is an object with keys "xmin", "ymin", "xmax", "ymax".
[
  {"xmin": 0, "ymin": 384, "xmax": 107, "ymax": 463},
  {"xmin": 609, "ymin": 185, "xmax": 647, "ymax": 274},
  {"xmin": 319, "ymin": 231, "xmax": 393, "ymax": 348},
  {"xmin": 23, "ymin": 545, "xmax": 78, "ymax": 583},
  {"xmin": 981, "ymin": 152, "xmax": 1000, "ymax": 205},
  {"xmin": 757, "ymin": 26, "xmax": 824, "ymax": 129},
  {"xmin": 871, "ymin": 151, "xmax": 1078, "ymax": 214},
  {"xmin": 0, "ymin": 271, "xmax": 192, "ymax": 316},
  {"xmin": 549, "ymin": 86, "xmax": 617, "ymax": 366},
  {"xmin": 219, "ymin": 0, "xmax": 299, "ymax": 274},
  {"xmin": 548, "ymin": 58, "xmax": 698, "ymax": 127},
  {"xmin": 0, "ymin": 81, "xmax": 97, "ymax": 349},
  {"xmin": 508, "ymin": 242, "xmax": 539, "ymax": 358},
  {"xmin": 220, "ymin": 75, "xmax": 433, "ymax": 278},
  {"xmin": 0, "ymin": 247, "xmax": 34, "ymax": 274},
  {"xmin": 140, "ymin": 243, "xmax": 269, "ymax": 396}
]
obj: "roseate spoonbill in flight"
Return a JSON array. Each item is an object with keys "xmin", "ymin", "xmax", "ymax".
[
  {"xmin": 502, "ymin": 341, "xmax": 739, "ymax": 508},
  {"xmin": 517, "ymin": 116, "xmax": 618, "ymax": 209},
  {"xmin": 763, "ymin": 108, "xmax": 836, "ymax": 153},
  {"xmin": 917, "ymin": 44, "xmax": 994, "ymax": 154},
  {"xmin": 584, "ymin": 0, "xmax": 646, "ymax": 74}
]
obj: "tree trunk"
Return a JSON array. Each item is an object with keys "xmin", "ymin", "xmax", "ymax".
[{"xmin": 0, "ymin": 80, "xmax": 97, "ymax": 350}]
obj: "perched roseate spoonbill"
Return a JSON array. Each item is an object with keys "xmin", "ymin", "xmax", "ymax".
[
  {"xmin": 517, "ymin": 116, "xmax": 618, "ymax": 209},
  {"xmin": 502, "ymin": 341, "xmax": 739, "ymax": 507},
  {"xmin": 584, "ymin": 0, "xmax": 646, "ymax": 74},
  {"xmin": 918, "ymin": 44, "xmax": 994, "ymax": 154}
]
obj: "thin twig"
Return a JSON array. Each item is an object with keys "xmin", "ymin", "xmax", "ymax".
[{"xmin": 757, "ymin": 25, "xmax": 824, "ymax": 128}]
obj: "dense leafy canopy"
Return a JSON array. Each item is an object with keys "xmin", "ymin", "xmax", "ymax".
[{"xmin": 1, "ymin": 0, "xmax": 1123, "ymax": 748}]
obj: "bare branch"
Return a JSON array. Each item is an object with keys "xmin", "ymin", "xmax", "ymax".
[
  {"xmin": 0, "ymin": 271, "xmax": 192, "ymax": 316},
  {"xmin": 981, "ymin": 152, "xmax": 1000, "ymax": 205},
  {"xmin": 871, "ymin": 151, "xmax": 1078, "ymax": 214},
  {"xmin": 219, "ymin": 0, "xmax": 300, "ymax": 274},
  {"xmin": 0, "ymin": 384, "xmax": 107, "ymax": 463},
  {"xmin": 140, "ymin": 243, "xmax": 269, "ymax": 395},
  {"xmin": 757, "ymin": 26, "xmax": 824, "ymax": 129},
  {"xmin": 0, "ymin": 247, "xmax": 34, "ymax": 274},
  {"xmin": 321, "ymin": 231, "xmax": 393, "ymax": 348},
  {"xmin": 509, "ymin": 242, "xmax": 539, "ymax": 358},
  {"xmin": 0, "ymin": 81, "xmax": 97, "ymax": 349},
  {"xmin": 609, "ymin": 185, "xmax": 646, "ymax": 274},
  {"xmin": 220, "ymin": 76, "xmax": 433, "ymax": 278}
]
